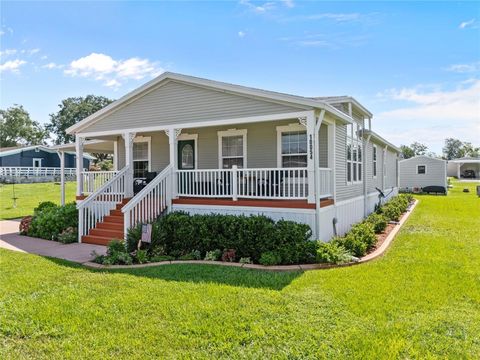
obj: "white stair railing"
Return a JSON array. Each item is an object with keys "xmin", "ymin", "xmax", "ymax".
[
  {"xmin": 122, "ymin": 165, "xmax": 173, "ymax": 238},
  {"xmin": 77, "ymin": 166, "xmax": 129, "ymax": 242},
  {"xmin": 82, "ymin": 170, "xmax": 118, "ymax": 194}
]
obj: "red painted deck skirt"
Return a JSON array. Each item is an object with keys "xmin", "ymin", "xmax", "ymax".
[{"xmin": 173, "ymin": 197, "xmax": 334, "ymax": 209}]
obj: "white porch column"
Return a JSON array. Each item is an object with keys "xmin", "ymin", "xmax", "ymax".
[
  {"xmin": 123, "ymin": 132, "xmax": 136, "ymax": 198},
  {"xmin": 166, "ymin": 128, "xmax": 181, "ymax": 199},
  {"xmin": 57, "ymin": 151, "xmax": 66, "ymax": 205},
  {"xmin": 75, "ymin": 134, "xmax": 84, "ymax": 197},
  {"xmin": 113, "ymin": 140, "xmax": 119, "ymax": 171},
  {"xmin": 457, "ymin": 163, "xmax": 461, "ymax": 179},
  {"xmin": 304, "ymin": 111, "xmax": 316, "ymax": 204}
]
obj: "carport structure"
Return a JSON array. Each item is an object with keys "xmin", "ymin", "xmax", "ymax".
[{"xmin": 447, "ymin": 157, "xmax": 480, "ymax": 179}]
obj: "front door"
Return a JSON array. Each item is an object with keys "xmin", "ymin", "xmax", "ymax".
[{"xmin": 178, "ymin": 140, "xmax": 195, "ymax": 170}]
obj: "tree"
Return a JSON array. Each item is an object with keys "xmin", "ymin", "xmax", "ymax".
[
  {"xmin": 400, "ymin": 145, "xmax": 415, "ymax": 159},
  {"xmin": 47, "ymin": 95, "xmax": 113, "ymax": 145},
  {"xmin": 459, "ymin": 142, "xmax": 480, "ymax": 158},
  {"xmin": 0, "ymin": 105, "xmax": 47, "ymax": 147},
  {"xmin": 443, "ymin": 138, "xmax": 463, "ymax": 160}
]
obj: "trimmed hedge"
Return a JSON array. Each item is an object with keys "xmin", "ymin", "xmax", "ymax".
[{"xmin": 127, "ymin": 212, "xmax": 315, "ymax": 265}]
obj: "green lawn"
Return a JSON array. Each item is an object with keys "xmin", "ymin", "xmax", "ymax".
[
  {"xmin": 0, "ymin": 182, "xmax": 76, "ymax": 220},
  {"xmin": 1, "ymin": 181, "xmax": 479, "ymax": 359}
]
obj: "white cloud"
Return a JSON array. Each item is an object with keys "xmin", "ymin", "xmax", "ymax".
[
  {"xmin": 40, "ymin": 55, "xmax": 48, "ymax": 60},
  {"xmin": 238, "ymin": 31, "xmax": 246, "ymax": 38},
  {"xmin": 375, "ymin": 80, "xmax": 480, "ymax": 151},
  {"xmin": 0, "ymin": 59, "xmax": 27, "ymax": 73},
  {"xmin": 0, "ymin": 49, "xmax": 17, "ymax": 57},
  {"xmin": 306, "ymin": 13, "xmax": 361, "ymax": 22},
  {"xmin": 42, "ymin": 62, "xmax": 63, "ymax": 69},
  {"xmin": 445, "ymin": 61, "xmax": 480, "ymax": 73},
  {"xmin": 64, "ymin": 52, "xmax": 164, "ymax": 88},
  {"xmin": 239, "ymin": 0, "xmax": 276, "ymax": 14},
  {"xmin": 459, "ymin": 19, "xmax": 476, "ymax": 29},
  {"xmin": 0, "ymin": 27, "xmax": 13, "ymax": 36},
  {"xmin": 280, "ymin": 0, "xmax": 294, "ymax": 8}
]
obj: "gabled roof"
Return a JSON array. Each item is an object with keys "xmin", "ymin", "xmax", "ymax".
[
  {"xmin": 399, "ymin": 155, "xmax": 446, "ymax": 163},
  {"xmin": 313, "ymin": 96, "xmax": 373, "ymax": 117},
  {"xmin": 0, "ymin": 144, "xmax": 95, "ymax": 160},
  {"xmin": 362, "ymin": 129, "xmax": 401, "ymax": 153},
  {"xmin": 66, "ymin": 72, "xmax": 356, "ymax": 134}
]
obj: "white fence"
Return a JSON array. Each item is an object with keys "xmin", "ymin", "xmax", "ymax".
[
  {"xmin": 122, "ymin": 166, "xmax": 172, "ymax": 237},
  {"xmin": 77, "ymin": 167, "xmax": 128, "ymax": 241},
  {"xmin": 176, "ymin": 166, "xmax": 333, "ymax": 200},
  {"xmin": 0, "ymin": 167, "xmax": 77, "ymax": 177},
  {"xmin": 82, "ymin": 171, "xmax": 118, "ymax": 195}
]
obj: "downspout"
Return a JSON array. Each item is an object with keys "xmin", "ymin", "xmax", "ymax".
[
  {"xmin": 314, "ymin": 109, "xmax": 325, "ymax": 240},
  {"xmin": 363, "ymin": 132, "xmax": 372, "ymax": 217}
]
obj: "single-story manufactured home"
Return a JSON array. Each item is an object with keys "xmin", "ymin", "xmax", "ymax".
[
  {"xmin": 0, "ymin": 145, "xmax": 92, "ymax": 183},
  {"xmin": 399, "ymin": 156, "xmax": 447, "ymax": 192},
  {"xmin": 64, "ymin": 72, "xmax": 400, "ymax": 244},
  {"xmin": 447, "ymin": 157, "xmax": 480, "ymax": 179}
]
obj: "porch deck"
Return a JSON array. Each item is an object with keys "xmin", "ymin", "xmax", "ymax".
[{"xmin": 173, "ymin": 197, "xmax": 334, "ymax": 209}]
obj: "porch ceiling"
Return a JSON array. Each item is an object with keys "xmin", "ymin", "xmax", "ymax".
[{"xmin": 52, "ymin": 140, "xmax": 115, "ymax": 154}]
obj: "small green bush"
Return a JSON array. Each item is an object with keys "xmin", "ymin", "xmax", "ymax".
[
  {"xmin": 135, "ymin": 249, "xmax": 148, "ymax": 264},
  {"xmin": 28, "ymin": 202, "xmax": 78, "ymax": 241},
  {"xmin": 335, "ymin": 222, "xmax": 376, "ymax": 257},
  {"xmin": 204, "ymin": 249, "xmax": 221, "ymax": 261},
  {"xmin": 57, "ymin": 227, "xmax": 78, "ymax": 244},
  {"xmin": 259, "ymin": 251, "xmax": 281, "ymax": 266},
  {"xmin": 381, "ymin": 203, "xmax": 402, "ymax": 222},
  {"xmin": 366, "ymin": 213, "xmax": 388, "ymax": 234},
  {"xmin": 150, "ymin": 255, "xmax": 175, "ymax": 262},
  {"xmin": 316, "ymin": 241, "xmax": 352, "ymax": 264},
  {"xmin": 101, "ymin": 240, "xmax": 132, "ymax": 265},
  {"xmin": 239, "ymin": 257, "xmax": 252, "ymax": 264},
  {"xmin": 34, "ymin": 201, "xmax": 57, "ymax": 214}
]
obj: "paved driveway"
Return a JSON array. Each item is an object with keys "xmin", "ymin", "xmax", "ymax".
[{"xmin": 0, "ymin": 220, "xmax": 107, "ymax": 263}]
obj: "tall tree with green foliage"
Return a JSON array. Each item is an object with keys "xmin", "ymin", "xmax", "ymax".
[
  {"xmin": 400, "ymin": 141, "xmax": 429, "ymax": 159},
  {"xmin": 0, "ymin": 105, "xmax": 47, "ymax": 147},
  {"xmin": 47, "ymin": 95, "xmax": 113, "ymax": 145},
  {"xmin": 442, "ymin": 138, "xmax": 479, "ymax": 160}
]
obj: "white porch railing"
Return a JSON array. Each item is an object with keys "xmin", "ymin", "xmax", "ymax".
[
  {"xmin": 77, "ymin": 166, "xmax": 129, "ymax": 242},
  {"xmin": 122, "ymin": 165, "xmax": 172, "ymax": 238},
  {"xmin": 82, "ymin": 170, "xmax": 118, "ymax": 195},
  {"xmin": 318, "ymin": 167, "xmax": 333, "ymax": 198},
  {"xmin": 176, "ymin": 167, "xmax": 310, "ymax": 200},
  {"xmin": 0, "ymin": 166, "xmax": 77, "ymax": 177}
]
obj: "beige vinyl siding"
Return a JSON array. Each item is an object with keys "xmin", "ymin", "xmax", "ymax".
[
  {"xmin": 318, "ymin": 123, "xmax": 328, "ymax": 168},
  {"xmin": 335, "ymin": 123, "xmax": 363, "ymax": 201},
  {"xmin": 84, "ymin": 81, "xmax": 307, "ymax": 133},
  {"xmin": 399, "ymin": 156, "xmax": 446, "ymax": 189},
  {"xmin": 117, "ymin": 132, "xmax": 170, "ymax": 172}
]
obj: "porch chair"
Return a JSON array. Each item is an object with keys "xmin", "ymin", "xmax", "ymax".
[{"xmin": 133, "ymin": 171, "xmax": 158, "ymax": 195}]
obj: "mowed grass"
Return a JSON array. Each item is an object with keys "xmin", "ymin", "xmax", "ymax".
[
  {"xmin": 0, "ymin": 182, "xmax": 76, "ymax": 220},
  {"xmin": 0, "ymin": 180, "xmax": 479, "ymax": 359}
]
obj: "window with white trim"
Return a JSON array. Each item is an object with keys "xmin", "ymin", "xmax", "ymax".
[
  {"xmin": 276, "ymin": 124, "xmax": 308, "ymax": 168},
  {"xmin": 373, "ymin": 145, "xmax": 377, "ymax": 178},
  {"xmin": 346, "ymin": 123, "xmax": 362, "ymax": 183},
  {"xmin": 133, "ymin": 137, "xmax": 151, "ymax": 178},
  {"xmin": 218, "ymin": 129, "xmax": 247, "ymax": 169}
]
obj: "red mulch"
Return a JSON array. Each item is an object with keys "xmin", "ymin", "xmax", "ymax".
[{"xmin": 367, "ymin": 210, "xmax": 408, "ymax": 254}]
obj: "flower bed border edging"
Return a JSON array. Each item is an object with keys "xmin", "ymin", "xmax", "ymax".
[{"xmin": 82, "ymin": 200, "xmax": 418, "ymax": 272}]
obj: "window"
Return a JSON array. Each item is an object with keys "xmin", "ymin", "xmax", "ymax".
[
  {"xmin": 133, "ymin": 137, "xmax": 151, "ymax": 178},
  {"xmin": 33, "ymin": 158, "xmax": 42, "ymax": 167},
  {"xmin": 281, "ymin": 131, "xmax": 307, "ymax": 167},
  {"xmin": 346, "ymin": 123, "xmax": 362, "ymax": 183},
  {"xmin": 218, "ymin": 129, "xmax": 247, "ymax": 169},
  {"xmin": 276, "ymin": 124, "xmax": 308, "ymax": 168},
  {"xmin": 373, "ymin": 145, "xmax": 377, "ymax": 177},
  {"xmin": 417, "ymin": 165, "xmax": 426, "ymax": 174}
]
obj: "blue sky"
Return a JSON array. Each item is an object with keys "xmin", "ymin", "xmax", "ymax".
[{"xmin": 1, "ymin": 1, "xmax": 479, "ymax": 153}]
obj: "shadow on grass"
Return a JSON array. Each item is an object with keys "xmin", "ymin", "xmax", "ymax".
[{"xmin": 45, "ymin": 256, "xmax": 303, "ymax": 291}]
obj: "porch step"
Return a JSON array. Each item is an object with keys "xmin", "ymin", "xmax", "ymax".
[
  {"xmin": 89, "ymin": 228, "xmax": 124, "ymax": 239},
  {"xmin": 82, "ymin": 235, "xmax": 115, "ymax": 246},
  {"xmin": 103, "ymin": 215, "xmax": 124, "ymax": 224},
  {"xmin": 109, "ymin": 209, "xmax": 124, "ymax": 217},
  {"xmin": 96, "ymin": 221, "xmax": 123, "ymax": 231}
]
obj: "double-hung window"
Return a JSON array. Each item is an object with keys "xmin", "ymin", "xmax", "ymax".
[
  {"xmin": 373, "ymin": 145, "xmax": 377, "ymax": 178},
  {"xmin": 133, "ymin": 137, "xmax": 151, "ymax": 178},
  {"xmin": 277, "ymin": 124, "xmax": 308, "ymax": 168},
  {"xmin": 346, "ymin": 123, "xmax": 362, "ymax": 184},
  {"xmin": 218, "ymin": 129, "xmax": 247, "ymax": 169}
]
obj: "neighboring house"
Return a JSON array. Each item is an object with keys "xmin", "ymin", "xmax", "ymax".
[
  {"xmin": 0, "ymin": 145, "xmax": 92, "ymax": 182},
  {"xmin": 399, "ymin": 156, "xmax": 447, "ymax": 191},
  {"xmin": 447, "ymin": 157, "xmax": 480, "ymax": 179},
  {"xmin": 66, "ymin": 72, "xmax": 400, "ymax": 244}
]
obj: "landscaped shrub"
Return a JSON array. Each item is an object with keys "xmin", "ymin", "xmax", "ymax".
[
  {"xmin": 57, "ymin": 227, "xmax": 78, "ymax": 244},
  {"xmin": 366, "ymin": 213, "xmax": 388, "ymax": 234},
  {"xmin": 381, "ymin": 203, "xmax": 403, "ymax": 222},
  {"xmin": 259, "ymin": 251, "xmax": 281, "ymax": 266},
  {"xmin": 239, "ymin": 257, "xmax": 252, "ymax": 264},
  {"xmin": 34, "ymin": 201, "xmax": 57, "ymax": 214},
  {"xmin": 126, "ymin": 212, "xmax": 314, "ymax": 265},
  {"xmin": 102, "ymin": 240, "xmax": 132, "ymax": 265},
  {"xmin": 316, "ymin": 241, "xmax": 353, "ymax": 264},
  {"xmin": 28, "ymin": 202, "xmax": 78, "ymax": 241},
  {"xmin": 335, "ymin": 222, "xmax": 376, "ymax": 257},
  {"xmin": 204, "ymin": 249, "xmax": 222, "ymax": 261},
  {"xmin": 221, "ymin": 249, "xmax": 236, "ymax": 262}
]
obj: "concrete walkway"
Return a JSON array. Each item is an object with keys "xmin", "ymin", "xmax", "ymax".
[{"xmin": 0, "ymin": 220, "xmax": 107, "ymax": 263}]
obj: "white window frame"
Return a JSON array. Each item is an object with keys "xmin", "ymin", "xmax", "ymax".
[
  {"xmin": 32, "ymin": 158, "xmax": 42, "ymax": 167},
  {"xmin": 346, "ymin": 123, "xmax": 362, "ymax": 185},
  {"xmin": 133, "ymin": 136, "xmax": 151, "ymax": 178},
  {"xmin": 217, "ymin": 129, "xmax": 247, "ymax": 169},
  {"xmin": 177, "ymin": 133, "xmax": 198, "ymax": 169},
  {"xmin": 417, "ymin": 164, "xmax": 427, "ymax": 175},
  {"xmin": 373, "ymin": 144, "xmax": 377, "ymax": 178},
  {"xmin": 276, "ymin": 123, "xmax": 308, "ymax": 168}
]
